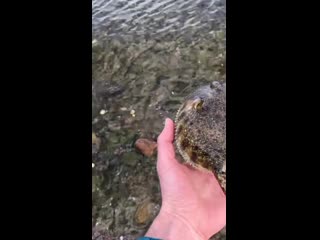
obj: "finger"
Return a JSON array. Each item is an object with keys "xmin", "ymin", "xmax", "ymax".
[
  {"xmin": 158, "ymin": 118, "xmax": 174, "ymax": 141},
  {"xmin": 157, "ymin": 118, "xmax": 179, "ymax": 168}
]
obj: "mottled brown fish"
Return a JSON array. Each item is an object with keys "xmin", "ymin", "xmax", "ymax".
[{"xmin": 175, "ymin": 81, "xmax": 226, "ymax": 192}]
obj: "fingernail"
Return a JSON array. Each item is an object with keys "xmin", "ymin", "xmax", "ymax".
[{"xmin": 165, "ymin": 118, "xmax": 169, "ymax": 126}]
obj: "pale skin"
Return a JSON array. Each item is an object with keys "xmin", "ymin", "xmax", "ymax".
[{"xmin": 145, "ymin": 118, "xmax": 226, "ymax": 240}]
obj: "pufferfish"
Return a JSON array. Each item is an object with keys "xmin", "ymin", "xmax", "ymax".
[{"xmin": 175, "ymin": 81, "xmax": 226, "ymax": 192}]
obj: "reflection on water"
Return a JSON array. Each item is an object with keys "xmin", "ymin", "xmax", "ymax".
[
  {"xmin": 93, "ymin": 0, "xmax": 225, "ymax": 39},
  {"xmin": 92, "ymin": 0, "xmax": 225, "ymax": 239}
]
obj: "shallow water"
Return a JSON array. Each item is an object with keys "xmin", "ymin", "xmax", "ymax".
[
  {"xmin": 93, "ymin": 0, "xmax": 225, "ymax": 39},
  {"xmin": 92, "ymin": 1, "xmax": 226, "ymax": 239}
]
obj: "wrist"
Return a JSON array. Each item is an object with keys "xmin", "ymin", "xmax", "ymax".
[{"xmin": 145, "ymin": 208, "xmax": 206, "ymax": 240}]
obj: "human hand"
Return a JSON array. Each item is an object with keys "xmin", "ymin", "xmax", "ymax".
[{"xmin": 145, "ymin": 118, "xmax": 226, "ymax": 240}]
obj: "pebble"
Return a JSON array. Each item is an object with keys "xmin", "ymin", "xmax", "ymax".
[
  {"xmin": 135, "ymin": 138, "xmax": 157, "ymax": 157},
  {"xmin": 92, "ymin": 163, "xmax": 95, "ymax": 168},
  {"xmin": 92, "ymin": 39, "xmax": 99, "ymax": 48},
  {"xmin": 134, "ymin": 201, "xmax": 154, "ymax": 225},
  {"xmin": 100, "ymin": 109, "xmax": 107, "ymax": 115}
]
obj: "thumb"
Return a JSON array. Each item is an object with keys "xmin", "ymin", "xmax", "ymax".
[
  {"xmin": 157, "ymin": 118, "xmax": 179, "ymax": 169},
  {"xmin": 158, "ymin": 118, "xmax": 174, "ymax": 143}
]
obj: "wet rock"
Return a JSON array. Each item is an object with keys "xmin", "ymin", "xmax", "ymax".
[
  {"xmin": 134, "ymin": 200, "xmax": 158, "ymax": 226},
  {"xmin": 92, "ymin": 132, "xmax": 101, "ymax": 154},
  {"xmin": 96, "ymin": 83, "xmax": 125, "ymax": 99},
  {"xmin": 94, "ymin": 151, "xmax": 110, "ymax": 171},
  {"xmin": 134, "ymin": 139, "xmax": 157, "ymax": 157},
  {"xmin": 108, "ymin": 85, "xmax": 125, "ymax": 96}
]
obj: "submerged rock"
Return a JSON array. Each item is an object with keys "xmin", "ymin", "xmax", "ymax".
[
  {"xmin": 134, "ymin": 138, "xmax": 157, "ymax": 157},
  {"xmin": 134, "ymin": 200, "xmax": 158, "ymax": 226}
]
